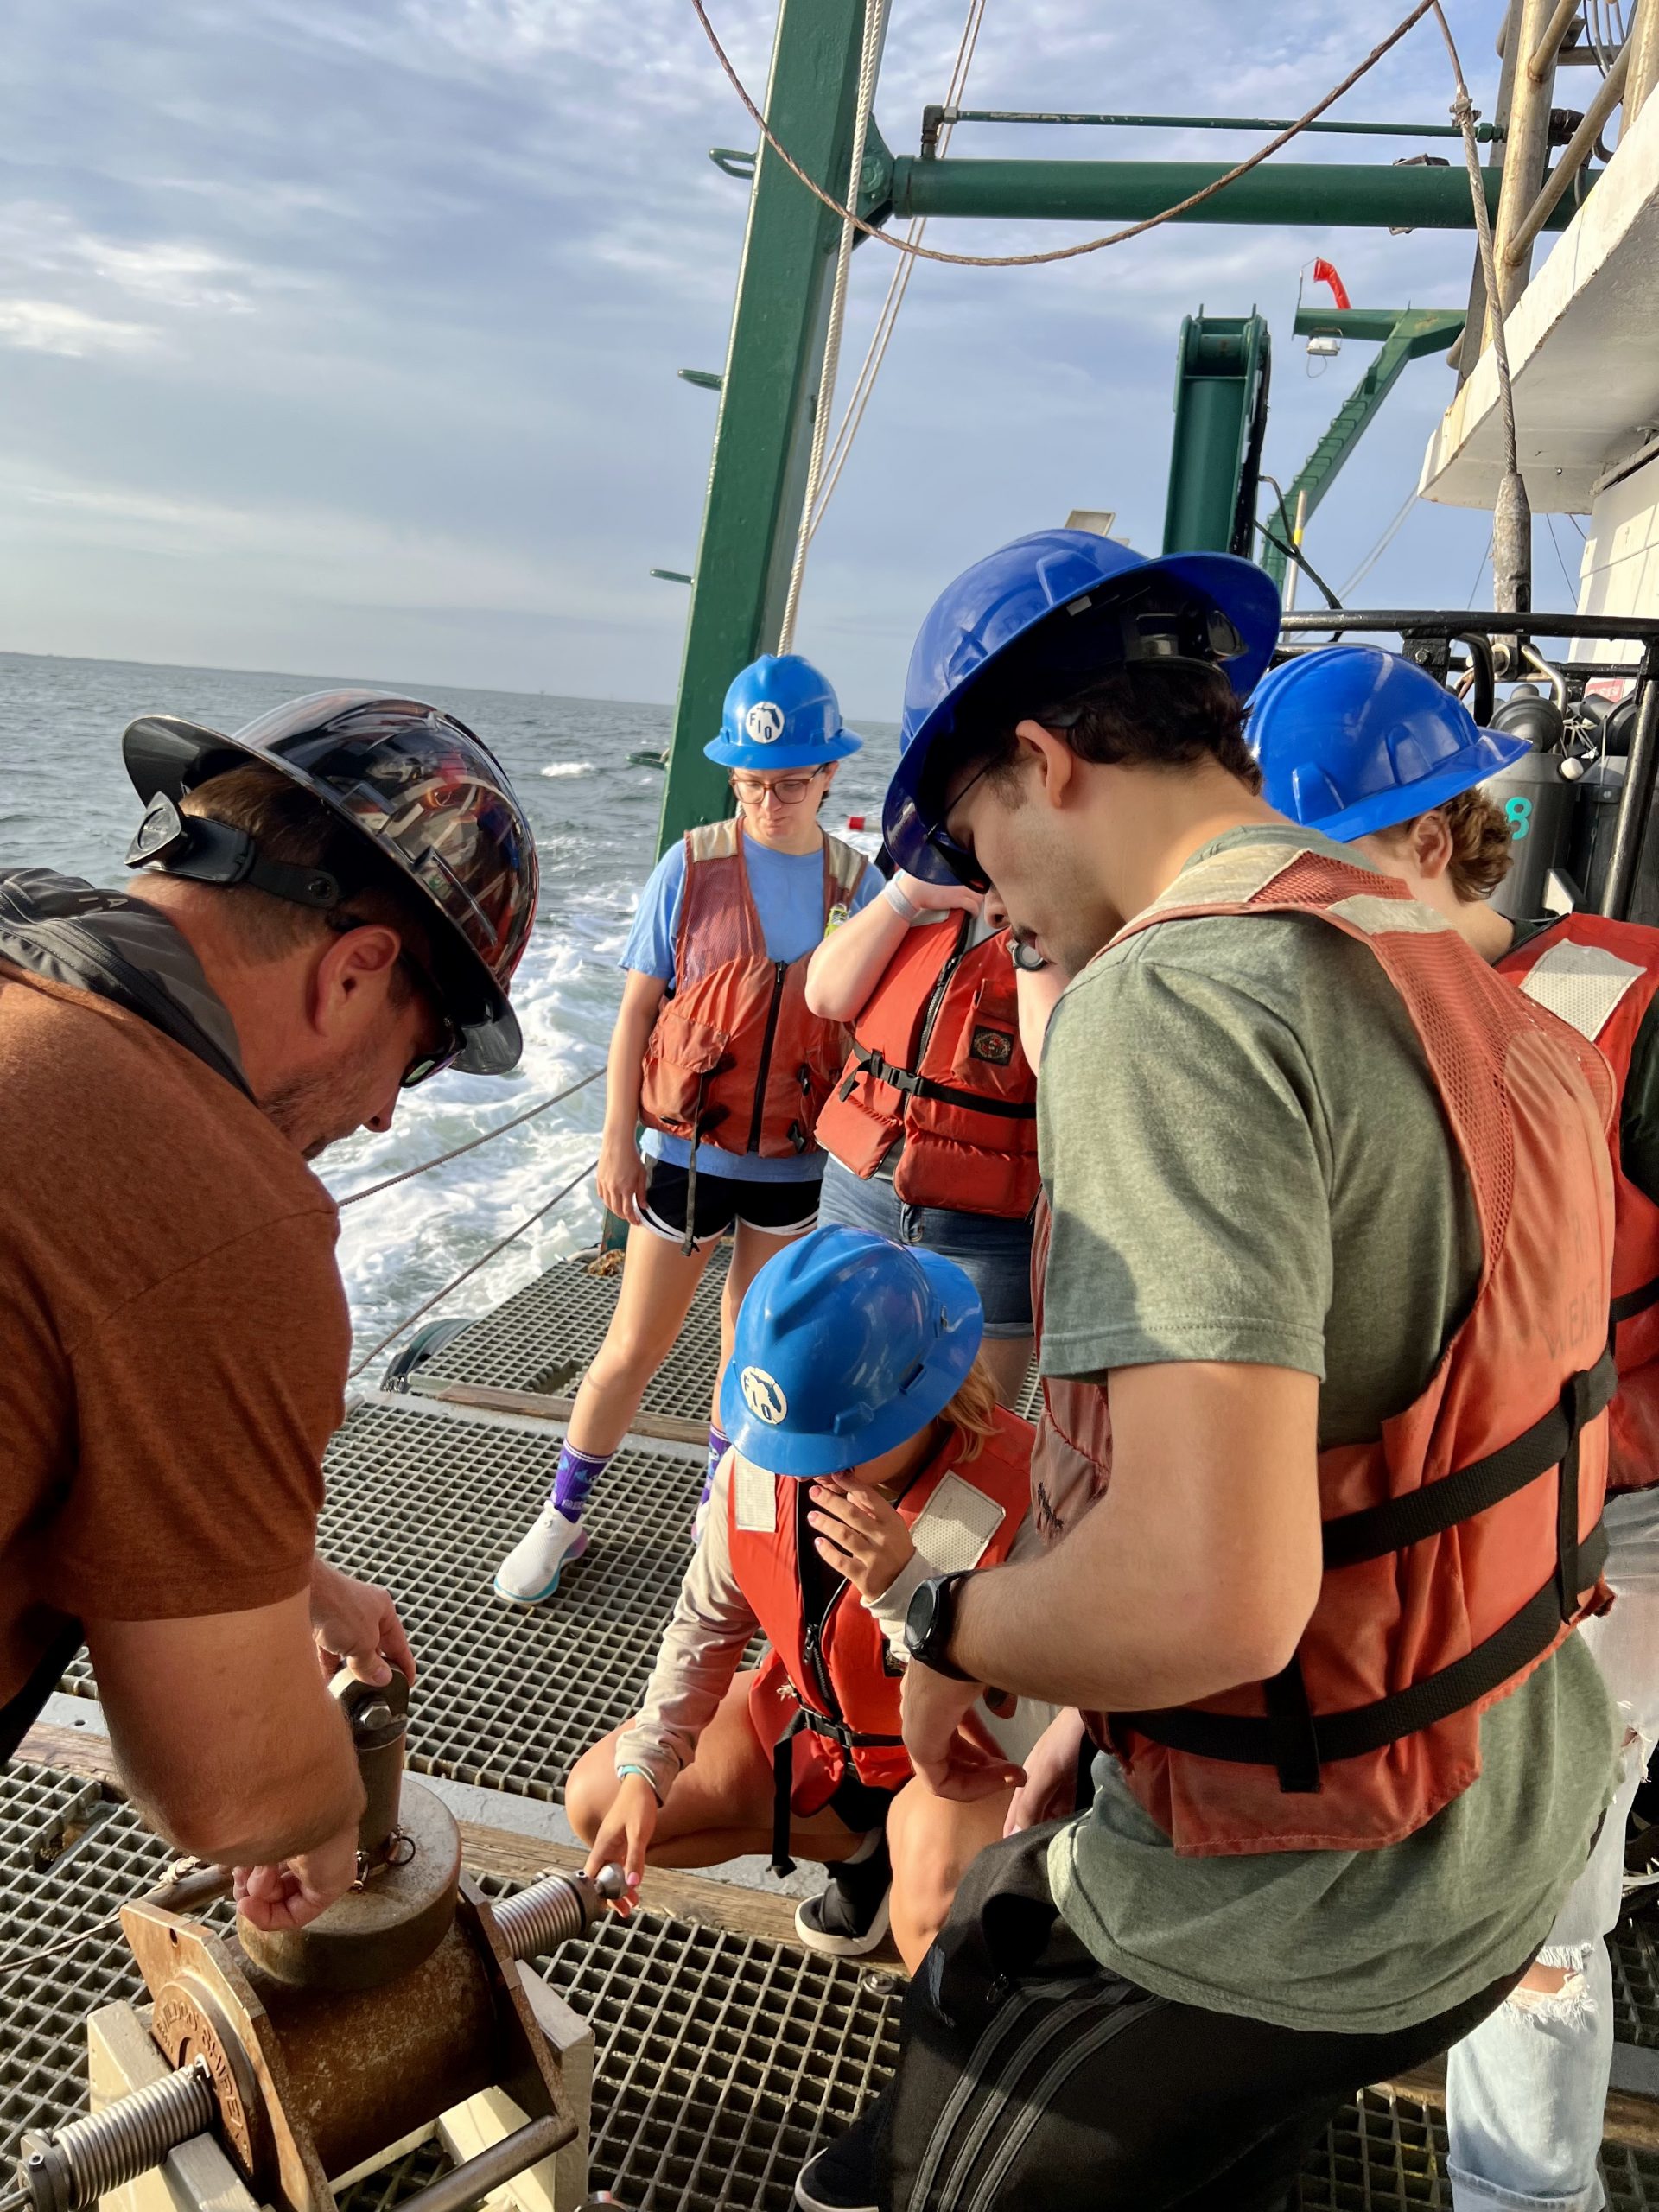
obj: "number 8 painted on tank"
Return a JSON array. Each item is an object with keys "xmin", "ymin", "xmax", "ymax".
[{"xmin": 1504, "ymin": 795, "xmax": 1533, "ymax": 842}]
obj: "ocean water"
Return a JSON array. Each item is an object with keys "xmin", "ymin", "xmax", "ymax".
[{"xmin": 0, "ymin": 650, "xmax": 898, "ymax": 1376}]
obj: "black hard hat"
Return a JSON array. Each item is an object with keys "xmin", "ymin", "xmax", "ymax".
[{"xmin": 123, "ymin": 690, "xmax": 539, "ymax": 1076}]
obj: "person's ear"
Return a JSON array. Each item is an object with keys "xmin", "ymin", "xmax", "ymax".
[
  {"xmin": 1410, "ymin": 808, "xmax": 1456, "ymax": 884},
  {"xmin": 1012, "ymin": 719, "xmax": 1079, "ymax": 810},
  {"xmin": 308, "ymin": 925, "xmax": 402, "ymax": 1042}
]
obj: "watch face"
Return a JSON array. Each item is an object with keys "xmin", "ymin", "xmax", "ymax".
[{"xmin": 127, "ymin": 793, "xmax": 188, "ymax": 868}]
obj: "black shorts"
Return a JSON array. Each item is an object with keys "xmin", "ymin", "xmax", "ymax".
[{"xmin": 641, "ymin": 1157, "xmax": 822, "ymax": 1251}]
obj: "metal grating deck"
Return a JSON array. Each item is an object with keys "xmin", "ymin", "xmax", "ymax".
[
  {"xmin": 10, "ymin": 1758, "xmax": 1656, "ymax": 2212},
  {"xmin": 413, "ymin": 1251, "xmax": 731, "ymax": 1422},
  {"xmin": 317, "ymin": 1404, "xmax": 704, "ymax": 1799}
]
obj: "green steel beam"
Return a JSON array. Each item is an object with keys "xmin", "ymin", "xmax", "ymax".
[
  {"xmin": 658, "ymin": 0, "xmax": 874, "ymax": 854},
  {"xmin": 886, "ymin": 155, "xmax": 1592, "ymax": 231},
  {"xmin": 1260, "ymin": 308, "xmax": 1466, "ymax": 588},
  {"xmin": 928, "ymin": 109, "xmax": 1504, "ymax": 141},
  {"xmin": 1163, "ymin": 313, "xmax": 1270, "ymax": 556}
]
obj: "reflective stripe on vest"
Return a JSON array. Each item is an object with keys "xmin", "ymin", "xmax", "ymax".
[
  {"xmin": 815, "ymin": 915, "xmax": 1039, "ymax": 1218},
  {"xmin": 638, "ymin": 821, "xmax": 866, "ymax": 1173},
  {"xmin": 1499, "ymin": 914, "xmax": 1659, "ymax": 1493},
  {"xmin": 729, "ymin": 1406, "xmax": 1033, "ymax": 1864},
  {"xmin": 1033, "ymin": 842, "xmax": 1616, "ymax": 1857}
]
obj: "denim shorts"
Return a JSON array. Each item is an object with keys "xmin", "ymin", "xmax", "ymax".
[{"xmin": 817, "ymin": 1157, "xmax": 1034, "ymax": 1337}]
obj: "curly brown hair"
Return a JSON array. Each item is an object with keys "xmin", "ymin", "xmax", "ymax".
[{"xmin": 1371, "ymin": 785, "xmax": 1515, "ymax": 904}]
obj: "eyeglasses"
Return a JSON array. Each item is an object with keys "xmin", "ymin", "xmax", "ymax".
[
  {"xmin": 326, "ymin": 917, "xmax": 462, "ymax": 1089},
  {"xmin": 729, "ymin": 771, "xmax": 824, "ymax": 804}
]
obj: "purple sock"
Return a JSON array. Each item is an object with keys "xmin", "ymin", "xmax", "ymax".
[
  {"xmin": 552, "ymin": 1441, "xmax": 612, "ymax": 1524},
  {"xmin": 699, "ymin": 1423, "xmax": 730, "ymax": 1510}
]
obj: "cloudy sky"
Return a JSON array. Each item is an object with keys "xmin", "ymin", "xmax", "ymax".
[{"xmin": 3, "ymin": 0, "xmax": 1573, "ymax": 715}]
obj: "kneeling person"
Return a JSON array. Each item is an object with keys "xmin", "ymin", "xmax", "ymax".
[{"xmin": 568, "ymin": 1226, "xmax": 1042, "ymax": 1967}]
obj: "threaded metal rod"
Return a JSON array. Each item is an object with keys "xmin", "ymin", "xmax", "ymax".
[
  {"xmin": 493, "ymin": 1865, "xmax": 624, "ymax": 1960},
  {"xmin": 18, "ymin": 2059, "xmax": 216, "ymax": 2212}
]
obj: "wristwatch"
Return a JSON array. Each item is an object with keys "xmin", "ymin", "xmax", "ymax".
[{"xmin": 905, "ymin": 1571, "xmax": 976, "ymax": 1680}]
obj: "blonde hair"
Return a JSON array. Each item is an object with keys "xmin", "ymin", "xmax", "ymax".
[{"xmin": 939, "ymin": 1354, "xmax": 1002, "ymax": 1462}]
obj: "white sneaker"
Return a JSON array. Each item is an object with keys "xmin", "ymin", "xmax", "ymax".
[{"xmin": 493, "ymin": 1507, "xmax": 589, "ymax": 1605}]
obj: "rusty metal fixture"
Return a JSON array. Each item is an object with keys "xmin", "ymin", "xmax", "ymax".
[
  {"xmin": 331, "ymin": 1669, "xmax": 409, "ymax": 1864},
  {"xmin": 249, "ymin": 1921, "xmax": 504, "ymax": 2178},
  {"xmin": 96, "ymin": 1861, "xmax": 606, "ymax": 2212},
  {"xmin": 236, "ymin": 1780, "xmax": 460, "ymax": 1994}
]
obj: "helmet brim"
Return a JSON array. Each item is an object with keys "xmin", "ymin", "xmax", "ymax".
[
  {"xmin": 1300, "ymin": 726, "xmax": 1536, "ymax": 845},
  {"xmin": 719, "ymin": 1246, "xmax": 983, "ymax": 1478},
  {"xmin": 123, "ymin": 711, "xmax": 526, "ymax": 1071},
  {"xmin": 884, "ymin": 550, "xmax": 1281, "ymax": 881},
  {"xmin": 702, "ymin": 728, "xmax": 864, "ymax": 771}
]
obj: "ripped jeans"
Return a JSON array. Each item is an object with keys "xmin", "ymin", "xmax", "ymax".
[{"xmin": 1446, "ymin": 1490, "xmax": 1659, "ymax": 2212}]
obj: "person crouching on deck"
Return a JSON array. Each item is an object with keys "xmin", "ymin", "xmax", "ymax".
[
  {"xmin": 494, "ymin": 656, "xmax": 880, "ymax": 1605},
  {"xmin": 566, "ymin": 1225, "xmax": 1047, "ymax": 1966}
]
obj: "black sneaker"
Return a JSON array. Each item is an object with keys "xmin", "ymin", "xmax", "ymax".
[
  {"xmin": 793, "ymin": 1833, "xmax": 892, "ymax": 1958},
  {"xmin": 794, "ymin": 2101, "xmax": 887, "ymax": 2211}
]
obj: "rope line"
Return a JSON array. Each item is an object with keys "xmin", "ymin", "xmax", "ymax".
[
  {"xmin": 804, "ymin": 0, "xmax": 987, "ymax": 541},
  {"xmin": 690, "ymin": 0, "xmax": 1440, "ymax": 270},
  {"xmin": 349, "ymin": 1158, "xmax": 599, "ymax": 1379},
  {"xmin": 778, "ymin": 0, "xmax": 889, "ymax": 648},
  {"xmin": 334, "ymin": 1066, "xmax": 604, "ymax": 1209}
]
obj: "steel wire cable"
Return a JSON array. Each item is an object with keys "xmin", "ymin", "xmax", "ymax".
[
  {"xmin": 334, "ymin": 1065, "xmax": 605, "ymax": 1209},
  {"xmin": 348, "ymin": 1157, "xmax": 599, "ymax": 1380},
  {"xmin": 689, "ymin": 0, "xmax": 1442, "ymax": 270},
  {"xmin": 804, "ymin": 0, "xmax": 987, "ymax": 540},
  {"xmin": 777, "ymin": 0, "xmax": 889, "ymax": 649}
]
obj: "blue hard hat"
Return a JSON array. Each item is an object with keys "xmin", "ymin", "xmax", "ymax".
[
  {"xmin": 719, "ymin": 1226, "xmax": 983, "ymax": 1478},
  {"xmin": 1248, "ymin": 645, "xmax": 1534, "ymax": 844},
  {"xmin": 884, "ymin": 530, "xmax": 1281, "ymax": 881},
  {"xmin": 704, "ymin": 654, "xmax": 864, "ymax": 772}
]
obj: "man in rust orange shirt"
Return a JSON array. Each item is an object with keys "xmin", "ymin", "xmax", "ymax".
[{"xmin": 0, "ymin": 689, "xmax": 538, "ymax": 1932}]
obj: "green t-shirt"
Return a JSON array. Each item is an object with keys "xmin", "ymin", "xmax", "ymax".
[{"xmin": 1041, "ymin": 824, "xmax": 1620, "ymax": 2035}]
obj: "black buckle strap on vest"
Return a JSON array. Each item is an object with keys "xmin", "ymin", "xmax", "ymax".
[
  {"xmin": 1262, "ymin": 1657, "xmax": 1322, "ymax": 1796},
  {"xmin": 848, "ymin": 1044, "xmax": 1037, "ymax": 1122},
  {"xmin": 1114, "ymin": 1351, "xmax": 1616, "ymax": 1793},
  {"xmin": 1114, "ymin": 1531, "xmax": 1607, "ymax": 1775},
  {"xmin": 1319, "ymin": 1347, "xmax": 1616, "ymax": 1573},
  {"xmin": 768, "ymin": 1703, "xmax": 906, "ymax": 1878},
  {"xmin": 1612, "ymin": 1275, "xmax": 1659, "ymax": 1328}
]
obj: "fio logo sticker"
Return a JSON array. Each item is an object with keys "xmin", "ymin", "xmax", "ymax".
[
  {"xmin": 740, "ymin": 1365, "xmax": 788, "ymax": 1424},
  {"xmin": 745, "ymin": 702, "xmax": 785, "ymax": 745}
]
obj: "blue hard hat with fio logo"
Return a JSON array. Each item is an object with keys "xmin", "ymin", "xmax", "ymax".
[
  {"xmin": 1248, "ymin": 645, "xmax": 1534, "ymax": 844},
  {"xmin": 704, "ymin": 654, "xmax": 864, "ymax": 773},
  {"xmin": 720, "ymin": 1226, "xmax": 983, "ymax": 1478},
  {"xmin": 883, "ymin": 530, "xmax": 1281, "ymax": 882}
]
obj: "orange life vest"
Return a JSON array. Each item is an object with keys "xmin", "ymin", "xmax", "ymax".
[
  {"xmin": 639, "ymin": 819, "xmax": 868, "ymax": 1179},
  {"xmin": 728, "ymin": 1406, "xmax": 1033, "ymax": 1870},
  {"xmin": 1499, "ymin": 912, "xmax": 1659, "ymax": 1496},
  {"xmin": 1029, "ymin": 840, "xmax": 1616, "ymax": 1859},
  {"xmin": 815, "ymin": 914, "xmax": 1039, "ymax": 1217}
]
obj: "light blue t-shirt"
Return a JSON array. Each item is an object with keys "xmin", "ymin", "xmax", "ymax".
[{"xmin": 621, "ymin": 830, "xmax": 878, "ymax": 1183}]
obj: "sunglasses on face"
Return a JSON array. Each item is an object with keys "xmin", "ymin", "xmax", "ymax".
[
  {"xmin": 925, "ymin": 757, "xmax": 1001, "ymax": 894},
  {"xmin": 729, "ymin": 772, "xmax": 824, "ymax": 804}
]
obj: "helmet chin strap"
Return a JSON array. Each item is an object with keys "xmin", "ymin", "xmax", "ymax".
[{"xmin": 125, "ymin": 793, "xmax": 342, "ymax": 912}]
